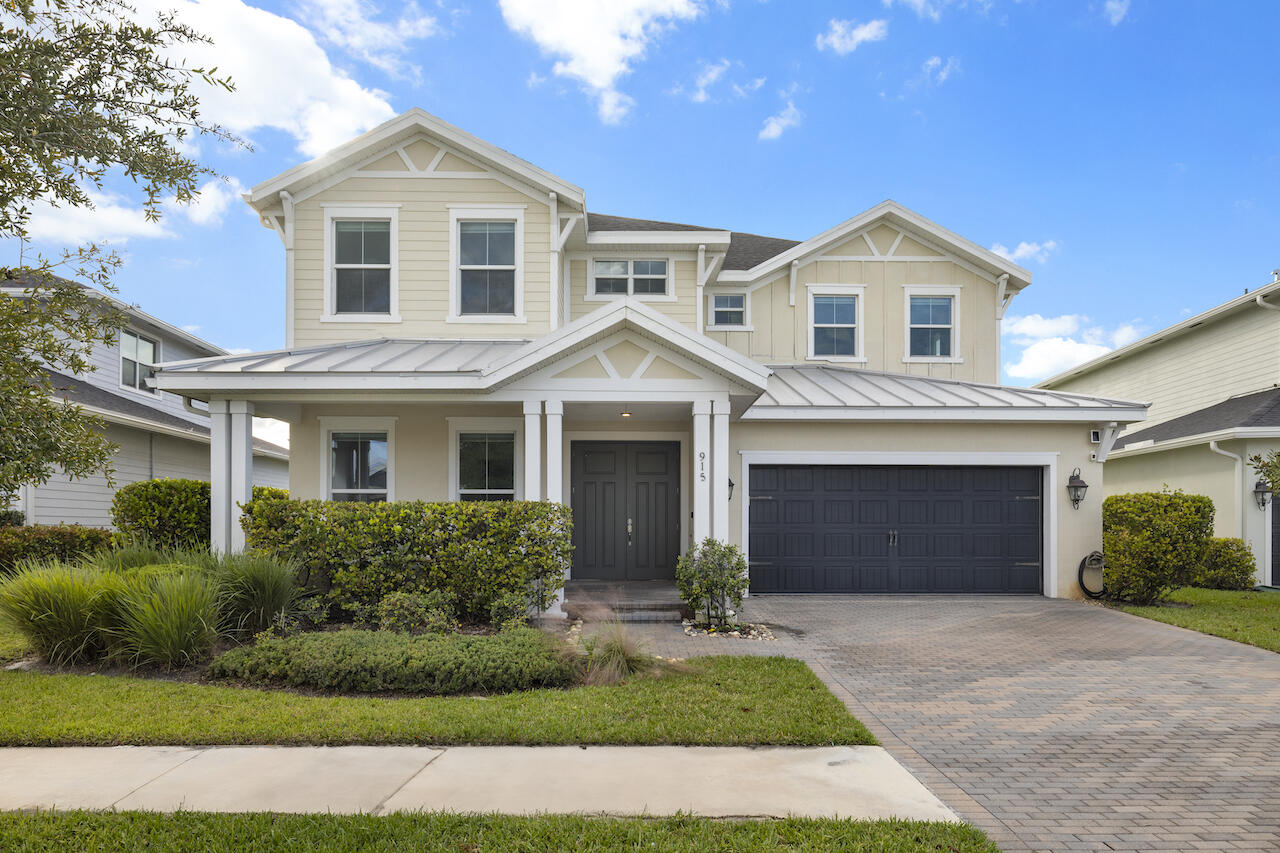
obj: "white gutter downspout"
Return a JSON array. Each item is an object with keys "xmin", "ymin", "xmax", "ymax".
[{"xmin": 1209, "ymin": 440, "xmax": 1246, "ymax": 538}]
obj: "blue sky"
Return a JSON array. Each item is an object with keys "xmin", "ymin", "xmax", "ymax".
[{"xmin": 12, "ymin": 0, "xmax": 1280, "ymax": 393}]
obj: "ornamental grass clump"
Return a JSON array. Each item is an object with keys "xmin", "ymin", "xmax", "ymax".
[
  {"xmin": 581, "ymin": 623, "xmax": 656, "ymax": 686},
  {"xmin": 215, "ymin": 553, "xmax": 300, "ymax": 637},
  {"xmin": 113, "ymin": 572, "xmax": 221, "ymax": 669},
  {"xmin": 0, "ymin": 563, "xmax": 111, "ymax": 665}
]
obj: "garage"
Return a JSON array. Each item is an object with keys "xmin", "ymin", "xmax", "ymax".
[{"xmin": 747, "ymin": 465, "xmax": 1043, "ymax": 594}]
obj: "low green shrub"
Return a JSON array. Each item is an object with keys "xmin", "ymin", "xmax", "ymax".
[
  {"xmin": 113, "ymin": 572, "xmax": 221, "ymax": 669},
  {"xmin": 241, "ymin": 498, "xmax": 570, "ymax": 621},
  {"xmin": 1102, "ymin": 489, "xmax": 1215, "ymax": 604},
  {"xmin": 489, "ymin": 590, "xmax": 530, "ymax": 631},
  {"xmin": 214, "ymin": 554, "xmax": 300, "ymax": 637},
  {"xmin": 0, "ymin": 509, "xmax": 24, "ymax": 527},
  {"xmin": 376, "ymin": 590, "xmax": 457, "ymax": 634},
  {"xmin": 0, "ymin": 525, "xmax": 112, "ymax": 574},
  {"xmin": 676, "ymin": 538, "xmax": 749, "ymax": 627},
  {"xmin": 208, "ymin": 627, "xmax": 577, "ymax": 695},
  {"xmin": 1193, "ymin": 537, "xmax": 1257, "ymax": 590},
  {"xmin": 112, "ymin": 479, "xmax": 289, "ymax": 549}
]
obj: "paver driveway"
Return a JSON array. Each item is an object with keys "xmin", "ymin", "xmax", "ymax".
[{"xmin": 644, "ymin": 596, "xmax": 1280, "ymax": 852}]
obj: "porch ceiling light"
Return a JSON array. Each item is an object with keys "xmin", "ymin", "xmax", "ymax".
[
  {"xmin": 1066, "ymin": 467, "xmax": 1089, "ymax": 509},
  {"xmin": 620, "ymin": 410, "xmax": 631, "ymax": 418},
  {"xmin": 1254, "ymin": 478, "xmax": 1273, "ymax": 511}
]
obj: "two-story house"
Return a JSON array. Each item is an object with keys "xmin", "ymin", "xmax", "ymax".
[
  {"xmin": 4, "ymin": 277, "xmax": 289, "ymax": 528},
  {"xmin": 1039, "ymin": 275, "xmax": 1280, "ymax": 586},
  {"xmin": 153, "ymin": 108, "xmax": 1145, "ymax": 600}
]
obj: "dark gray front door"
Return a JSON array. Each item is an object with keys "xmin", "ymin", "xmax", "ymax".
[
  {"xmin": 571, "ymin": 441, "xmax": 681, "ymax": 581},
  {"xmin": 748, "ymin": 465, "xmax": 1043, "ymax": 594}
]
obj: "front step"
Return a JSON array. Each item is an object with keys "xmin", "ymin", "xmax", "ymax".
[
  {"xmin": 562, "ymin": 581, "xmax": 687, "ymax": 623},
  {"xmin": 563, "ymin": 602, "xmax": 686, "ymax": 623}
]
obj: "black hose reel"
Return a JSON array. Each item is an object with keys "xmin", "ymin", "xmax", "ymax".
[{"xmin": 1078, "ymin": 550, "xmax": 1105, "ymax": 599}]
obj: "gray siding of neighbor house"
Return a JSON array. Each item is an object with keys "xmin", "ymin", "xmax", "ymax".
[
  {"xmin": 24, "ymin": 424, "xmax": 289, "ymax": 529},
  {"xmin": 81, "ymin": 325, "xmax": 214, "ymax": 427}
]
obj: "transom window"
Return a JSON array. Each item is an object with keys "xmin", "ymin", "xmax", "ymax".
[
  {"xmin": 458, "ymin": 432, "xmax": 516, "ymax": 501},
  {"xmin": 711, "ymin": 293, "xmax": 745, "ymax": 326},
  {"xmin": 121, "ymin": 330, "xmax": 158, "ymax": 393},
  {"xmin": 592, "ymin": 259, "xmax": 668, "ymax": 296},
  {"xmin": 334, "ymin": 220, "xmax": 391, "ymax": 314},
  {"xmin": 909, "ymin": 295, "xmax": 954, "ymax": 357},
  {"xmin": 812, "ymin": 295, "xmax": 858, "ymax": 357},
  {"xmin": 459, "ymin": 221, "xmax": 516, "ymax": 315},
  {"xmin": 330, "ymin": 432, "xmax": 388, "ymax": 502}
]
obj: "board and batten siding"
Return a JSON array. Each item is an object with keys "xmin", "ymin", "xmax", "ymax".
[
  {"xmin": 292, "ymin": 176, "xmax": 552, "ymax": 347},
  {"xmin": 1046, "ymin": 306, "xmax": 1280, "ymax": 429}
]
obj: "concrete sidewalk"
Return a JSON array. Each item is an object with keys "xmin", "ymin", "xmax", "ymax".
[{"xmin": 0, "ymin": 745, "xmax": 956, "ymax": 821}]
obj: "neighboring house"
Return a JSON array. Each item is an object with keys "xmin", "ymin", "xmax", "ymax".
[
  {"xmin": 152, "ymin": 108, "xmax": 1144, "ymax": 601},
  {"xmin": 1039, "ymin": 274, "xmax": 1280, "ymax": 586},
  {"xmin": 4, "ymin": 278, "xmax": 289, "ymax": 528}
]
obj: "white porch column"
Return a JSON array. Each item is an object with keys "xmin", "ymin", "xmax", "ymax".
[
  {"xmin": 712, "ymin": 397, "xmax": 730, "ymax": 541},
  {"xmin": 229, "ymin": 400, "xmax": 255, "ymax": 553},
  {"xmin": 545, "ymin": 400, "xmax": 564, "ymax": 503},
  {"xmin": 523, "ymin": 400, "xmax": 543, "ymax": 501},
  {"xmin": 693, "ymin": 400, "xmax": 712, "ymax": 543},
  {"xmin": 208, "ymin": 400, "xmax": 231, "ymax": 552}
]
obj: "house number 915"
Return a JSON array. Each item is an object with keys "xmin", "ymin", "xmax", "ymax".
[{"xmin": 698, "ymin": 451, "xmax": 707, "ymax": 482}]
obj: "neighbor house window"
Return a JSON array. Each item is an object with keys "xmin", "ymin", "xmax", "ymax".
[
  {"xmin": 330, "ymin": 432, "xmax": 388, "ymax": 502},
  {"xmin": 121, "ymin": 330, "xmax": 158, "ymax": 393},
  {"xmin": 591, "ymin": 259, "xmax": 668, "ymax": 297},
  {"xmin": 333, "ymin": 220, "xmax": 391, "ymax": 314},
  {"xmin": 459, "ymin": 221, "xmax": 517, "ymax": 315},
  {"xmin": 457, "ymin": 432, "xmax": 515, "ymax": 501},
  {"xmin": 908, "ymin": 295, "xmax": 953, "ymax": 357},
  {"xmin": 710, "ymin": 293, "xmax": 745, "ymax": 327},
  {"xmin": 811, "ymin": 295, "xmax": 858, "ymax": 357}
]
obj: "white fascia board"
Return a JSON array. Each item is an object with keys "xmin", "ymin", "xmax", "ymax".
[
  {"xmin": 71, "ymin": 402, "xmax": 289, "ymax": 460},
  {"xmin": 585, "ymin": 231, "xmax": 732, "ymax": 247},
  {"xmin": 739, "ymin": 406, "xmax": 1150, "ymax": 423},
  {"xmin": 1037, "ymin": 278, "xmax": 1280, "ymax": 388},
  {"xmin": 1109, "ymin": 426, "xmax": 1280, "ymax": 458},
  {"xmin": 720, "ymin": 200, "xmax": 1032, "ymax": 287},
  {"xmin": 247, "ymin": 108, "xmax": 584, "ymax": 208},
  {"xmin": 152, "ymin": 373, "xmax": 489, "ymax": 393}
]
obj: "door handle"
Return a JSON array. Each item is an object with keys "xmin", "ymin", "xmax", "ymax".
[
  {"xmin": 627, "ymin": 517, "xmax": 633, "ymax": 545},
  {"xmin": 889, "ymin": 529, "xmax": 898, "ymax": 547}
]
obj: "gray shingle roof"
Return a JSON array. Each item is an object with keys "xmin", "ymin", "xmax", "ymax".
[
  {"xmin": 723, "ymin": 232, "xmax": 802, "ymax": 271},
  {"xmin": 587, "ymin": 213, "xmax": 721, "ymax": 232},
  {"xmin": 1114, "ymin": 388, "xmax": 1280, "ymax": 449},
  {"xmin": 44, "ymin": 369, "xmax": 288, "ymax": 457}
]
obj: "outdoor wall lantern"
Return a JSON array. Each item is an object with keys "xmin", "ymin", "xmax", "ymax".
[
  {"xmin": 1066, "ymin": 468, "xmax": 1089, "ymax": 509},
  {"xmin": 727, "ymin": 478, "xmax": 735, "ymax": 501},
  {"xmin": 1254, "ymin": 478, "xmax": 1273, "ymax": 511}
]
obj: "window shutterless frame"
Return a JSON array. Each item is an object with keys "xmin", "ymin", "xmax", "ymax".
[
  {"xmin": 448, "ymin": 205, "xmax": 525, "ymax": 323},
  {"xmin": 902, "ymin": 285, "xmax": 963, "ymax": 364},
  {"xmin": 585, "ymin": 255, "xmax": 677, "ymax": 302},
  {"xmin": 447, "ymin": 417, "xmax": 524, "ymax": 499},
  {"xmin": 319, "ymin": 417, "xmax": 396, "ymax": 501},
  {"xmin": 806, "ymin": 283, "xmax": 866, "ymax": 362},
  {"xmin": 321, "ymin": 204, "xmax": 401, "ymax": 323},
  {"xmin": 120, "ymin": 329, "xmax": 159, "ymax": 395},
  {"xmin": 706, "ymin": 291, "xmax": 750, "ymax": 329}
]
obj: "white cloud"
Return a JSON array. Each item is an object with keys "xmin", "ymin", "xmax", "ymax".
[
  {"xmin": 732, "ymin": 77, "xmax": 766, "ymax": 97},
  {"xmin": 294, "ymin": 0, "xmax": 438, "ymax": 80},
  {"xmin": 690, "ymin": 58, "xmax": 730, "ymax": 102},
  {"xmin": 882, "ymin": 0, "xmax": 942, "ymax": 22},
  {"xmin": 1003, "ymin": 313, "xmax": 1082, "ymax": 339},
  {"xmin": 991, "ymin": 239, "xmax": 1060, "ymax": 264},
  {"xmin": 1103, "ymin": 0, "xmax": 1130, "ymax": 25},
  {"xmin": 227, "ymin": 347, "xmax": 256, "ymax": 355},
  {"xmin": 181, "ymin": 323, "xmax": 202, "ymax": 333},
  {"xmin": 1003, "ymin": 313, "xmax": 1145, "ymax": 380},
  {"xmin": 815, "ymin": 18, "xmax": 889, "ymax": 55},
  {"xmin": 498, "ymin": 0, "xmax": 705, "ymax": 124},
  {"xmin": 922, "ymin": 55, "xmax": 958, "ymax": 84},
  {"xmin": 253, "ymin": 417, "xmax": 291, "ymax": 450},
  {"xmin": 177, "ymin": 177, "xmax": 246, "ymax": 227},
  {"xmin": 758, "ymin": 101, "xmax": 802, "ymax": 141},
  {"xmin": 1004, "ymin": 337, "xmax": 1111, "ymax": 381},
  {"xmin": 24, "ymin": 191, "xmax": 173, "ymax": 244},
  {"xmin": 526, "ymin": 71, "xmax": 547, "ymax": 88},
  {"xmin": 133, "ymin": 0, "xmax": 396, "ymax": 157}
]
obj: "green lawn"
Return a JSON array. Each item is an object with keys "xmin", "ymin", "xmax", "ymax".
[
  {"xmin": 0, "ymin": 812, "xmax": 995, "ymax": 852},
  {"xmin": 0, "ymin": 624, "xmax": 28, "ymax": 664},
  {"xmin": 0, "ymin": 655, "xmax": 876, "ymax": 746},
  {"xmin": 1118, "ymin": 587, "xmax": 1280, "ymax": 653}
]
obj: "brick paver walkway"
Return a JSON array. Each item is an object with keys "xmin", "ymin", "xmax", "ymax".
[{"xmin": 618, "ymin": 596, "xmax": 1280, "ymax": 853}]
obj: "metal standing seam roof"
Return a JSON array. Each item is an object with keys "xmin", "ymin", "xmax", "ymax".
[
  {"xmin": 751, "ymin": 365, "xmax": 1147, "ymax": 412},
  {"xmin": 156, "ymin": 338, "xmax": 530, "ymax": 374}
]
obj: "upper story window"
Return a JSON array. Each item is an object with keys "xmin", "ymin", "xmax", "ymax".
[
  {"xmin": 457, "ymin": 432, "xmax": 516, "ymax": 501},
  {"xmin": 591, "ymin": 259, "xmax": 668, "ymax": 298},
  {"xmin": 903, "ymin": 286, "xmax": 961, "ymax": 363},
  {"xmin": 121, "ymin": 330, "xmax": 158, "ymax": 394},
  {"xmin": 449, "ymin": 206, "xmax": 525, "ymax": 323},
  {"xmin": 323, "ymin": 205, "xmax": 400, "ymax": 323},
  {"xmin": 710, "ymin": 293, "xmax": 746, "ymax": 328},
  {"xmin": 807, "ymin": 284, "xmax": 865, "ymax": 362},
  {"xmin": 329, "ymin": 431, "xmax": 389, "ymax": 502}
]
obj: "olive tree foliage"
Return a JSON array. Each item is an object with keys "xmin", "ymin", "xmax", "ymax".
[
  {"xmin": 0, "ymin": 0, "xmax": 242, "ymax": 500},
  {"xmin": 1250, "ymin": 451, "xmax": 1280, "ymax": 495}
]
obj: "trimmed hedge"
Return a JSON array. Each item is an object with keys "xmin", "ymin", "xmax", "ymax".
[
  {"xmin": 0, "ymin": 525, "xmax": 112, "ymax": 574},
  {"xmin": 208, "ymin": 628, "xmax": 578, "ymax": 695},
  {"xmin": 0, "ymin": 510, "xmax": 24, "ymax": 528},
  {"xmin": 1193, "ymin": 537, "xmax": 1256, "ymax": 590},
  {"xmin": 112, "ymin": 479, "xmax": 288, "ymax": 548},
  {"xmin": 1102, "ymin": 489, "xmax": 1214, "ymax": 604},
  {"xmin": 240, "ymin": 498, "xmax": 570, "ymax": 620}
]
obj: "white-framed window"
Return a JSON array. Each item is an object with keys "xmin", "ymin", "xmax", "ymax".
[
  {"xmin": 120, "ymin": 329, "xmax": 159, "ymax": 394},
  {"xmin": 322, "ymin": 204, "xmax": 400, "ymax": 323},
  {"xmin": 448, "ymin": 205, "xmax": 525, "ymax": 323},
  {"xmin": 707, "ymin": 291, "xmax": 750, "ymax": 329},
  {"xmin": 903, "ymin": 285, "xmax": 962, "ymax": 363},
  {"xmin": 320, "ymin": 417, "xmax": 396, "ymax": 502},
  {"xmin": 448, "ymin": 417, "xmax": 524, "ymax": 500},
  {"xmin": 807, "ymin": 284, "xmax": 866, "ymax": 362},
  {"xmin": 589, "ymin": 259, "xmax": 672, "ymax": 300}
]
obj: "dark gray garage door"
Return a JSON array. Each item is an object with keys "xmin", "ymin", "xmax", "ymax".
[{"xmin": 748, "ymin": 465, "xmax": 1043, "ymax": 594}]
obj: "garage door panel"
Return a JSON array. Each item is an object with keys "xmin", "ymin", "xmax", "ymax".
[{"xmin": 749, "ymin": 464, "xmax": 1042, "ymax": 594}]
